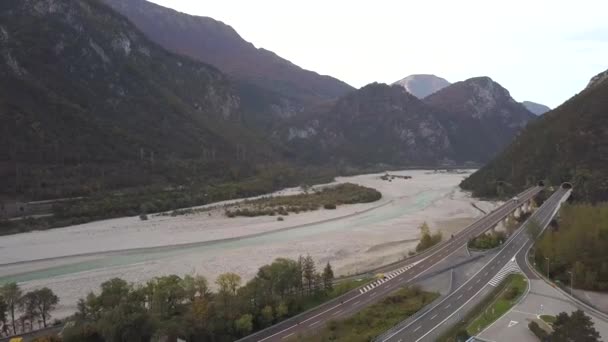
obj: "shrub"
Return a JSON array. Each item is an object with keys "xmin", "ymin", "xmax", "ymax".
[
  {"xmin": 529, "ymin": 321, "xmax": 549, "ymax": 341},
  {"xmin": 324, "ymin": 203, "xmax": 337, "ymax": 210},
  {"xmin": 277, "ymin": 217, "xmax": 284, "ymax": 221},
  {"xmin": 139, "ymin": 214, "xmax": 148, "ymax": 221}
]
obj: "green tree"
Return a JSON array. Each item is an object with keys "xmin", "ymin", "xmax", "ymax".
[
  {"xmin": 322, "ymin": 262, "xmax": 335, "ymax": 291},
  {"xmin": 0, "ymin": 295, "xmax": 8, "ymax": 335},
  {"xmin": 260, "ymin": 305, "xmax": 274, "ymax": 326},
  {"xmin": 19, "ymin": 291, "xmax": 40, "ymax": 331},
  {"xmin": 216, "ymin": 273, "xmax": 241, "ymax": 297},
  {"xmin": 147, "ymin": 275, "xmax": 185, "ymax": 320},
  {"xmin": 275, "ymin": 302, "xmax": 288, "ymax": 319},
  {"xmin": 182, "ymin": 275, "xmax": 209, "ymax": 302},
  {"xmin": 1, "ymin": 282, "xmax": 22, "ymax": 334},
  {"xmin": 98, "ymin": 278, "xmax": 130, "ymax": 310},
  {"xmin": 216, "ymin": 273, "xmax": 242, "ymax": 320},
  {"xmin": 551, "ymin": 310, "xmax": 600, "ymax": 342},
  {"xmin": 96, "ymin": 298, "xmax": 154, "ymax": 342},
  {"xmin": 302, "ymin": 255, "xmax": 316, "ymax": 294},
  {"xmin": 33, "ymin": 288, "xmax": 59, "ymax": 328},
  {"xmin": 235, "ymin": 313, "xmax": 253, "ymax": 336}
]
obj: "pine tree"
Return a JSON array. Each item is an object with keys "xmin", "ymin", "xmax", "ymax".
[{"xmin": 322, "ymin": 262, "xmax": 334, "ymax": 291}]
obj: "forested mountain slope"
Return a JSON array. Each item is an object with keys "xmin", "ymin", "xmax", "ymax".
[
  {"xmin": 0, "ymin": 0, "xmax": 275, "ymax": 199},
  {"xmin": 461, "ymin": 69, "xmax": 608, "ymax": 202}
]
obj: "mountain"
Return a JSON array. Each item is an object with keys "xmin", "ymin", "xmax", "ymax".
[
  {"xmin": 0, "ymin": 0, "xmax": 275, "ymax": 199},
  {"xmin": 393, "ymin": 74, "xmax": 451, "ymax": 98},
  {"xmin": 461, "ymin": 69, "xmax": 608, "ymax": 202},
  {"xmin": 424, "ymin": 77, "xmax": 536, "ymax": 162},
  {"xmin": 101, "ymin": 0, "xmax": 354, "ymax": 112},
  {"xmin": 275, "ymin": 84, "xmax": 454, "ymax": 166},
  {"xmin": 522, "ymin": 101, "xmax": 550, "ymax": 115}
]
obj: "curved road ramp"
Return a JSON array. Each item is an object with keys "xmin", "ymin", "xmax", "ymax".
[
  {"xmin": 238, "ymin": 186, "xmax": 544, "ymax": 342},
  {"xmin": 375, "ymin": 187, "xmax": 571, "ymax": 342}
]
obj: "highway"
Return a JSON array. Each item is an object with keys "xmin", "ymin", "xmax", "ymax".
[
  {"xmin": 238, "ymin": 186, "xmax": 542, "ymax": 342},
  {"xmin": 380, "ymin": 186, "xmax": 570, "ymax": 342}
]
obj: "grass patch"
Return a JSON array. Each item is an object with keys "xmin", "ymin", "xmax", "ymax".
[
  {"xmin": 540, "ymin": 314, "xmax": 556, "ymax": 324},
  {"xmin": 466, "ymin": 274, "xmax": 527, "ymax": 335},
  {"xmin": 294, "ymin": 286, "xmax": 439, "ymax": 341},
  {"xmin": 438, "ymin": 274, "xmax": 527, "ymax": 341},
  {"xmin": 225, "ymin": 183, "xmax": 381, "ymax": 217}
]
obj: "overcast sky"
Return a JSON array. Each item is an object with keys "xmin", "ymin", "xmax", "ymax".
[{"xmin": 149, "ymin": 0, "xmax": 608, "ymax": 108}]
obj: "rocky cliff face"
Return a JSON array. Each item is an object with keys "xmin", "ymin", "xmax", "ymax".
[
  {"xmin": 393, "ymin": 74, "xmax": 451, "ymax": 98},
  {"xmin": 276, "ymin": 84, "xmax": 454, "ymax": 166},
  {"xmin": 101, "ymin": 0, "xmax": 354, "ymax": 113},
  {"xmin": 424, "ymin": 77, "xmax": 536, "ymax": 161}
]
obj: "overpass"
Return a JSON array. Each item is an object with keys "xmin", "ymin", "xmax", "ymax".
[{"xmin": 239, "ymin": 186, "xmax": 543, "ymax": 342}]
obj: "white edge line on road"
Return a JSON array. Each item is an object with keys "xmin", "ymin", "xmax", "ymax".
[
  {"xmin": 412, "ymin": 191, "xmax": 562, "ymax": 342},
  {"xmin": 381, "ymin": 190, "xmax": 553, "ymax": 342},
  {"xmin": 309, "ymin": 320, "xmax": 320, "ymax": 327},
  {"xmin": 281, "ymin": 333, "xmax": 294, "ymax": 340}
]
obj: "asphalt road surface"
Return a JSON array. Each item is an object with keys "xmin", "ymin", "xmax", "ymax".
[
  {"xmin": 238, "ymin": 186, "xmax": 542, "ymax": 342},
  {"xmin": 380, "ymin": 187, "xmax": 570, "ymax": 342}
]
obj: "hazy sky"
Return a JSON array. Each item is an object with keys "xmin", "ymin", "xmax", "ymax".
[{"xmin": 150, "ymin": 0, "xmax": 608, "ymax": 108}]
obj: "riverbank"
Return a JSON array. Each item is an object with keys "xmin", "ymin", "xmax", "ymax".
[{"xmin": 0, "ymin": 169, "xmax": 498, "ymax": 319}]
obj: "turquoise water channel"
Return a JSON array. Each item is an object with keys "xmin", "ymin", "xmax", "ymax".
[{"xmin": 0, "ymin": 189, "xmax": 445, "ymax": 285}]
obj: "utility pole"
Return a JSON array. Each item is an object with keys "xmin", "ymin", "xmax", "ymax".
[{"xmin": 545, "ymin": 257, "xmax": 550, "ymax": 278}]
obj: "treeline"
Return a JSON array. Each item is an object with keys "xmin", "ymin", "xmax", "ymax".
[
  {"xmin": 0, "ymin": 283, "xmax": 59, "ymax": 337},
  {"xmin": 0, "ymin": 163, "xmax": 337, "ymax": 235},
  {"xmin": 534, "ymin": 204, "xmax": 608, "ymax": 291},
  {"xmin": 62, "ymin": 256, "xmax": 349, "ymax": 342},
  {"xmin": 225, "ymin": 183, "xmax": 382, "ymax": 218}
]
